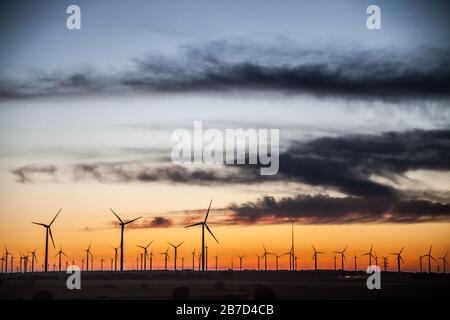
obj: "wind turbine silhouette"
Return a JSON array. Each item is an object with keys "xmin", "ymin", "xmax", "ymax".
[
  {"xmin": 110, "ymin": 208, "xmax": 142, "ymax": 271},
  {"xmin": 419, "ymin": 254, "xmax": 425, "ymax": 273},
  {"xmin": 271, "ymin": 252, "xmax": 287, "ymax": 271},
  {"xmin": 333, "ymin": 255, "xmax": 337, "ymax": 271},
  {"xmin": 55, "ymin": 245, "xmax": 68, "ymax": 272},
  {"xmin": 353, "ymin": 253, "xmax": 358, "ymax": 271},
  {"xmin": 262, "ymin": 245, "xmax": 272, "ymax": 271},
  {"xmin": 288, "ymin": 220, "xmax": 295, "ymax": 271},
  {"xmin": 168, "ymin": 241, "xmax": 184, "ymax": 270},
  {"xmin": 312, "ymin": 245, "xmax": 324, "ymax": 271},
  {"xmin": 237, "ymin": 255, "xmax": 245, "ymax": 271},
  {"xmin": 160, "ymin": 246, "xmax": 170, "ymax": 271},
  {"xmin": 185, "ymin": 200, "xmax": 219, "ymax": 271},
  {"xmin": 137, "ymin": 241, "xmax": 153, "ymax": 271},
  {"xmin": 424, "ymin": 246, "xmax": 437, "ymax": 274},
  {"xmin": 30, "ymin": 250, "xmax": 37, "ymax": 273},
  {"xmin": 215, "ymin": 256, "xmax": 218, "ymax": 271},
  {"xmin": 3, "ymin": 246, "xmax": 10, "ymax": 274},
  {"xmin": 382, "ymin": 256, "xmax": 389, "ymax": 271},
  {"xmin": 390, "ymin": 247, "xmax": 405, "ymax": 272},
  {"xmin": 256, "ymin": 255, "xmax": 261, "ymax": 271},
  {"xmin": 362, "ymin": 245, "xmax": 374, "ymax": 267},
  {"xmin": 437, "ymin": 252, "xmax": 447, "ymax": 273},
  {"xmin": 110, "ymin": 246, "xmax": 119, "ymax": 271},
  {"xmin": 85, "ymin": 242, "xmax": 93, "ymax": 272},
  {"xmin": 334, "ymin": 245, "xmax": 348, "ymax": 271},
  {"xmin": 191, "ymin": 249, "xmax": 196, "ymax": 270},
  {"xmin": 149, "ymin": 249, "xmax": 154, "ymax": 271},
  {"xmin": 32, "ymin": 208, "xmax": 61, "ymax": 272}
]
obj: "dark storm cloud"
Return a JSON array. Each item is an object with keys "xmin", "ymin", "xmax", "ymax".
[
  {"xmin": 1, "ymin": 43, "xmax": 449, "ymax": 101},
  {"xmin": 10, "ymin": 165, "xmax": 57, "ymax": 183},
  {"xmin": 227, "ymin": 195, "xmax": 450, "ymax": 224}
]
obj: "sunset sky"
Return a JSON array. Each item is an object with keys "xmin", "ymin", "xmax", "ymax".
[{"xmin": 0, "ymin": 0, "xmax": 449, "ymax": 272}]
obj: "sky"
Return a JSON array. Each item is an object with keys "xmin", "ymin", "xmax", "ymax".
[{"xmin": 0, "ymin": 0, "xmax": 449, "ymax": 271}]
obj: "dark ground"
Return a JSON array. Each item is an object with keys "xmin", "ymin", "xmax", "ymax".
[{"xmin": 0, "ymin": 270, "xmax": 449, "ymax": 300}]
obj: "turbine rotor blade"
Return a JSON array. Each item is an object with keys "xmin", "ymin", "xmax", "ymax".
[
  {"xmin": 48, "ymin": 227, "xmax": 56, "ymax": 249},
  {"xmin": 110, "ymin": 208, "xmax": 124, "ymax": 224},
  {"xmin": 204, "ymin": 199, "xmax": 213, "ymax": 223},
  {"xmin": 205, "ymin": 223, "xmax": 219, "ymax": 244},
  {"xmin": 49, "ymin": 208, "xmax": 62, "ymax": 226},
  {"xmin": 125, "ymin": 216, "xmax": 142, "ymax": 225},
  {"xmin": 32, "ymin": 222, "xmax": 47, "ymax": 227},
  {"xmin": 185, "ymin": 222, "xmax": 203, "ymax": 228}
]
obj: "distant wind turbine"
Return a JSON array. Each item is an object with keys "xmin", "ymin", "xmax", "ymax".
[
  {"xmin": 237, "ymin": 255, "xmax": 245, "ymax": 271},
  {"xmin": 55, "ymin": 245, "xmax": 68, "ymax": 272},
  {"xmin": 168, "ymin": 241, "xmax": 184, "ymax": 270},
  {"xmin": 137, "ymin": 241, "xmax": 153, "ymax": 271},
  {"xmin": 110, "ymin": 208, "xmax": 142, "ymax": 271},
  {"xmin": 110, "ymin": 246, "xmax": 119, "ymax": 271},
  {"xmin": 334, "ymin": 245, "xmax": 348, "ymax": 271},
  {"xmin": 185, "ymin": 200, "xmax": 219, "ymax": 271},
  {"xmin": 312, "ymin": 245, "xmax": 324, "ymax": 271},
  {"xmin": 262, "ymin": 245, "xmax": 272, "ymax": 271},
  {"xmin": 160, "ymin": 246, "xmax": 170, "ymax": 271},
  {"xmin": 84, "ymin": 242, "xmax": 93, "ymax": 272},
  {"xmin": 424, "ymin": 246, "xmax": 437, "ymax": 274},
  {"xmin": 390, "ymin": 247, "xmax": 405, "ymax": 272},
  {"xmin": 30, "ymin": 250, "xmax": 37, "ymax": 273},
  {"xmin": 382, "ymin": 256, "xmax": 389, "ymax": 271},
  {"xmin": 3, "ymin": 246, "xmax": 10, "ymax": 274},
  {"xmin": 362, "ymin": 245, "xmax": 375, "ymax": 267},
  {"xmin": 191, "ymin": 249, "xmax": 196, "ymax": 270},
  {"xmin": 437, "ymin": 252, "xmax": 447, "ymax": 273},
  {"xmin": 32, "ymin": 209, "xmax": 62, "ymax": 272}
]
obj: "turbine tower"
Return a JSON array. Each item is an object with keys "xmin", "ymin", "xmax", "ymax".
[
  {"xmin": 390, "ymin": 247, "xmax": 405, "ymax": 272},
  {"xmin": 3, "ymin": 246, "xmax": 10, "ymax": 274},
  {"xmin": 168, "ymin": 241, "xmax": 184, "ymax": 270},
  {"xmin": 382, "ymin": 256, "xmax": 389, "ymax": 271},
  {"xmin": 31, "ymin": 208, "xmax": 62, "ymax": 272},
  {"xmin": 30, "ymin": 250, "xmax": 37, "ymax": 273},
  {"xmin": 110, "ymin": 208, "xmax": 142, "ymax": 271},
  {"xmin": 185, "ymin": 200, "xmax": 219, "ymax": 271},
  {"xmin": 262, "ymin": 245, "xmax": 272, "ymax": 271},
  {"xmin": 110, "ymin": 246, "xmax": 119, "ymax": 271}
]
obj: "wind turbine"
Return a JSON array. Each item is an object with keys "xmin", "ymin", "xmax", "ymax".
[
  {"xmin": 149, "ymin": 249, "xmax": 154, "ymax": 271},
  {"xmin": 215, "ymin": 256, "xmax": 218, "ymax": 271},
  {"xmin": 191, "ymin": 249, "xmax": 196, "ymax": 270},
  {"xmin": 334, "ymin": 245, "xmax": 348, "ymax": 271},
  {"xmin": 262, "ymin": 245, "xmax": 272, "ymax": 271},
  {"xmin": 312, "ymin": 245, "xmax": 324, "ymax": 271},
  {"xmin": 237, "ymin": 255, "xmax": 245, "ymax": 271},
  {"xmin": 137, "ymin": 241, "xmax": 153, "ymax": 271},
  {"xmin": 288, "ymin": 220, "xmax": 295, "ymax": 271},
  {"xmin": 271, "ymin": 252, "xmax": 287, "ymax": 271},
  {"xmin": 30, "ymin": 250, "xmax": 37, "ymax": 273},
  {"xmin": 3, "ymin": 246, "xmax": 10, "ymax": 274},
  {"xmin": 32, "ymin": 209, "xmax": 61, "ymax": 272},
  {"xmin": 185, "ymin": 200, "xmax": 219, "ymax": 271},
  {"xmin": 256, "ymin": 255, "xmax": 261, "ymax": 271},
  {"xmin": 110, "ymin": 246, "xmax": 119, "ymax": 271},
  {"xmin": 168, "ymin": 241, "xmax": 184, "ymax": 270},
  {"xmin": 85, "ymin": 242, "xmax": 93, "ymax": 272},
  {"xmin": 100, "ymin": 257, "xmax": 104, "ymax": 271},
  {"xmin": 160, "ymin": 246, "xmax": 170, "ymax": 271},
  {"xmin": 362, "ymin": 245, "xmax": 375, "ymax": 267},
  {"xmin": 419, "ymin": 254, "xmax": 424, "ymax": 273},
  {"xmin": 353, "ymin": 253, "xmax": 358, "ymax": 271},
  {"xmin": 424, "ymin": 246, "xmax": 437, "ymax": 273},
  {"xmin": 333, "ymin": 255, "xmax": 337, "ymax": 271},
  {"xmin": 382, "ymin": 256, "xmax": 389, "ymax": 271},
  {"xmin": 390, "ymin": 247, "xmax": 405, "ymax": 272},
  {"xmin": 55, "ymin": 245, "xmax": 68, "ymax": 272},
  {"xmin": 110, "ymin": 208, "xmax": 142, "ymax": 271},
  {"xmin": 437, "ymin": 252, "xmax": 447, "ymax": 273}
]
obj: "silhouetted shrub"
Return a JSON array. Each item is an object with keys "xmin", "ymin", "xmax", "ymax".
[
  {"xmin": 253, "ymin": 284, "xmax": 276, "ymax": 300},
  {"xmin": 32, "ymin": 289, "xmax": 54, "ymax": 300},
  {"xmin": 172, "ymin": 286, "xmax": 190, "ymax": 299}
]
